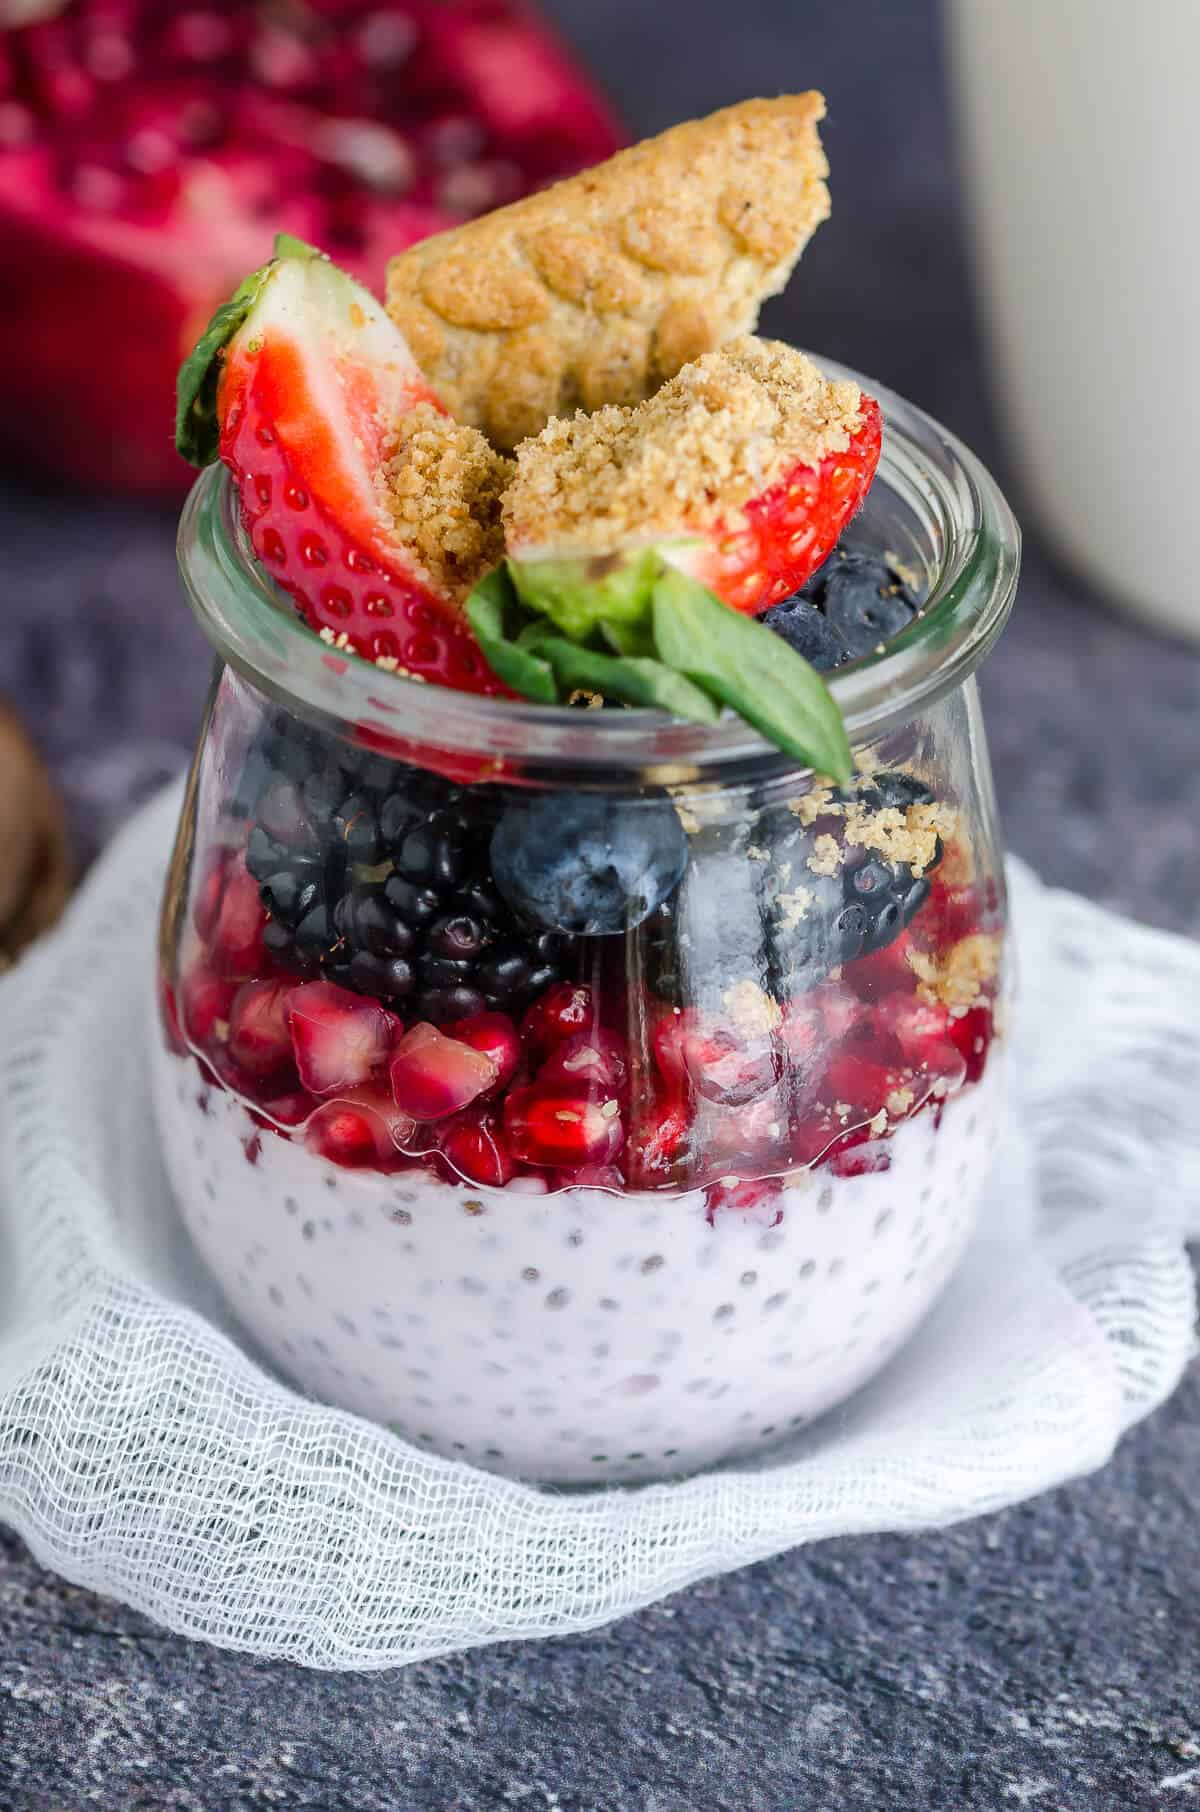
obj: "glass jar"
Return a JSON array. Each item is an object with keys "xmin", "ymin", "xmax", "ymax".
[{"xmin": 153, "ymin": 361, "xmax": 1019, "ymax": 1486}]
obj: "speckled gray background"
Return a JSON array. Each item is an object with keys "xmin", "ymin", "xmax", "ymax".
[{"xmin": 1, "ymin": 2, "xmax": 1198, "ymax": 1807}]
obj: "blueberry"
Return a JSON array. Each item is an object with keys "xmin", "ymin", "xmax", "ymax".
[
  {"xmin": 490, "ymin": 794, "xmax": 688, "ymax": 936},
  {"xmin": 760, "ymin": 594, "xmax": 848, "ymax": 670},
  {"xmin": 815, "ymin": 551, "xmax": 921, "ymax": 660}
]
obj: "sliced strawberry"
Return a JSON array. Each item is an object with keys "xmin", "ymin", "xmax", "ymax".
[
  {"xmin": 178, "ymin": 239, "xmax": 510, "ymax": 694},
  {"xmin": 441, "ymin": 1112, "xmax": 516, "ymax": 1188},
  {"xmin": 228, "ymin": 979, "xmax": 296, "ymax": 1080},
  {"xmin": 287, "ymin": 980, "xmax": 398, "ymax": 1095},
  {"xmin": 389, "ymin": 1021, "xmax": 497, "ymax": 1120},
  {"xmin": 669, "ymin": 398, "xmax": 884, "ymax": 615},
  {"xmin": 505, "ymin": 340, "xmax": 882, "ymax": 618},
  {"xmin": 444, "ymin": 1010, "xmax": 521, "ymax": 1094},
  {"xmin": 504, "ymin": 1080, "xmax": 624, "ymax": 1168}
]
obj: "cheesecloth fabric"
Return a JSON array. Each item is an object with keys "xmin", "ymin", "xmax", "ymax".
[{"xmin": 0, "ymin": 783, "xmax": 1196, "ymax": 1670}]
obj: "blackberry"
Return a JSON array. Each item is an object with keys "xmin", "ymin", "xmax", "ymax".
[{"xmin": 237, "ymin": 719, "xmax": 568, "ymax": 1022}]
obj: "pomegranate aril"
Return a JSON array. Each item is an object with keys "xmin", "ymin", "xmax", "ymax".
[
  {"xmin": 557, "ymin": 1163, "xmax": 624, "ymax": 1191},
  {"xmin": 881, "ymin": 995, "xmax": 955, "ymax": 1065},
  {"xmin": 192, "ymin": 846, "xmax": 230, "ymax": 940},
  {"xmin": 305, "ymin": 1084, "xmax": 416, "ymax": 1170},
  {"xmin": 181, "ymin": 964, "xmax": 237, "ymax": 1048},
  {"xmin": 704, "ymin": 1176, "xmax": 782, "ymax": 1220},
  {"xmin": 520, "ymin": 983, "xmax": 598, "ymax": 1063},
  {"xmin": 287, "ymin": 980, "xmax": 399, "ymax": 1095},
  {"xmin": 253, "ymin": 1089, "xmax": 315, "ymax": 1131},
  {"xmin": 444, "ymin": 1009, "xmax": 521, "ymax": 1093},
  {"xmin": 824, "ymin": 1053, "xmax": 909, "ymax": 1118},
  {"xmin": 538, "ymin": 1029, "xmax": 628, "ymax": 1096},
  {"xmin": 827, "ymin": 1130, "xmax": 893, "ymax": 1178},
  {"xmin": 624, "ymin": 1092, "xmax": 691, "ymax": 1189},
  {"xmin": 683, "ymin": 1025, "xmax": 779, "ymax": 1106},
  {"xmin": 228, "ymin": 978, "xmax": 296, "ymax": 1079},
  {"xmin": 441, "ymin": 1113, "xmax": 516, "ymax": 1188},
  {"xmin": 947, "ymin": 1003, "xmax": 994, "ymax": 1085},
  {"xmin": 389, "ymin": 1021, "xmax": 497, "ymax": 1120},
  {"xmin": 503, "ymin": 1081, "xmax": 624, "ymax": 1168},
  {"xmin": 206, "ymin": 859, "xmax": 267, "ymax": 977}
]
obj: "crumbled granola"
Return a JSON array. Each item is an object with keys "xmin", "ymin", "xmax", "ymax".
[
  {"xmin": 378, "ymin": 402, "xmax": 511, "ymax": 600},
  {"xmin": 721, "ymin": 978, "xmax": 782, "ymax": 1037},
  {"xmin": 503, "ymin": 337, "xmax": 863, "ymax": 555},
  {"xmin": 911, "ymin": 932, "xmax": 1002, "ymax": 1012}
]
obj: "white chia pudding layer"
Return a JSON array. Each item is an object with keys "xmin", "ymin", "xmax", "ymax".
[{"xmin": 152, "ymin": 1045, "xmax": 1006, "ymax": 1484}]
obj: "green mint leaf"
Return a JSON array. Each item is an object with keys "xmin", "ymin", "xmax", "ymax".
[
  {"xmin": 530, "ymin": 635, "xmax": 721, "ymax": 723},
  {"xmin": 465, "ymin": 569, "xmax": 559, "ymax": 705},
  {"xmin": 651, "ymin": 567, "xmax": 853, "ymax": 781},
  {"xmin": 506, "ymin": 550, "xmax": 661, "ymax": 641},
  {"xmin": 273, "ymin": 232, "xmax": 325, "ymax": 261},
  {"xmin": 175, "ymin": 257, "xmax": 278, "ymax": 467},
  {"xmin": 599, "ymin": 616, "xmax": 658, "ymax": 658}
]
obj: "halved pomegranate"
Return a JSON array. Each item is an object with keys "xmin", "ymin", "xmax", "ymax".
[{"xmin": 0, "ymin": 0, "xmax": 621, "ymax": 496}]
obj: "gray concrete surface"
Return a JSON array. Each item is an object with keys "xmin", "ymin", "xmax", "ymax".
[{"xmin": 1, "ymin": 2, "xmax": 1197, "ymax": 1806}]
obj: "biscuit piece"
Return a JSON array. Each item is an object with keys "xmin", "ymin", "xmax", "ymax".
[
  {"xmin": 503, "ymin": 338, "xmax": 863, "ymax": 556},
  {"xmin": 387, "ymin": 96, "xmax": 830, "ymax": 451},
  {"xmin": 378, "ymin": 403, "xmax": 512, "ymax": 603}
]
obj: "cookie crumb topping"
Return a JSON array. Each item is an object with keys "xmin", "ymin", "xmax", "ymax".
[{"xmin": 503, "ymin": 338, "xmax": 862, "ymax": 557}]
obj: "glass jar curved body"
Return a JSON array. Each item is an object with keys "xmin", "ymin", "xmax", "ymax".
[{"xmin": 152, "ymin": 362, "xmax": 1019, "ymax": 1485}]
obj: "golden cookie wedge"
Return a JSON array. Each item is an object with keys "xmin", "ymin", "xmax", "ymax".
[{"xmin": 386, "ymin": 95, "xmax": 830, "ymax": 451}]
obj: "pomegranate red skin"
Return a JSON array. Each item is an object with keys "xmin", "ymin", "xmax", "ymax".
[{"xmin": 0, "ymin": 2, "xmax": 623, "ymax": 497}]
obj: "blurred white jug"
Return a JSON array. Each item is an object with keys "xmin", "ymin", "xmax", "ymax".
[{"xmin": 946, "ymin": 0, "xmax": 1199, "ymax": 642}]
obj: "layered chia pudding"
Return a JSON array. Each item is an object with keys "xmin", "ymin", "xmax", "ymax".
[{"xmin": 155, "ymin": 95, "xmax": 1018, "ymax": 1482}]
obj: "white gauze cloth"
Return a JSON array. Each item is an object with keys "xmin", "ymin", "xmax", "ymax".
[{"xmin": 0, "ymin": 783, "xmax": 1196, "ymax": 1670}]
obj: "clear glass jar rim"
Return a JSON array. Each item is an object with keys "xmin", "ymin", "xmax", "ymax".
[{"xmin": 177, "ymin": 355, "xmax": 1020, "ymax": 779}]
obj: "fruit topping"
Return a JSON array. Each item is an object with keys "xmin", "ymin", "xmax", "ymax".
[
  {"xmin": 238, "ymin": 720, "xmax": 567, "ymax": 1021},
  {"xmin": 538, "ymin": 1029, "xmax": 628, "ymax": 1097},
  {"xmin": 180, "ymin": 964, "xmax": 238, "ymax": 1049},
  {"xmin": 386, "ymin": 95, "xmax": 830, "ymax": 451},
  {"xmin": 440, "ymin": 1112, "xmax": 516, "ymax": 1188},
  {"xmin": 305, "ymin": 1086, "xmax": 416, "ymax": 1171},
  {"xmin": 444, "ymin": 1010, "xmax": 521, "ymax": 1093},
  {"xmin": 764, "ymin": 549, "xmax": 922, "ymax": 668},
  {"xmin": 227, "ymin": 978, "xmax": 295, "ymax": 1080},
  {"xmin": 503, "ymin": 1080, "xmax": 623, "ymax": 1168},
  {"xmin": 177, "ymin": 235, "xmax": 512, "ymax": 691},
  {"xmin": 502, "ymin": 339, "xmax": 880, "ymax": 618},
  {"xmin": 1, "ymin": 0, "xmax": 621, "ymax": 497},
  {"xmin": 490, "ymin": 793, "xmax": 687, "ymax": 935},
  {"xmin": 286, "ymin": 980, "xmax": 398, "ymax": 1095},
  {"xmin": 389, "ymin": 1021, "xmax": 497, "ymax": 1120},
  {"xmin": 520, "ymin": 983, "xmax": 597, "ymax": 1064}
]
